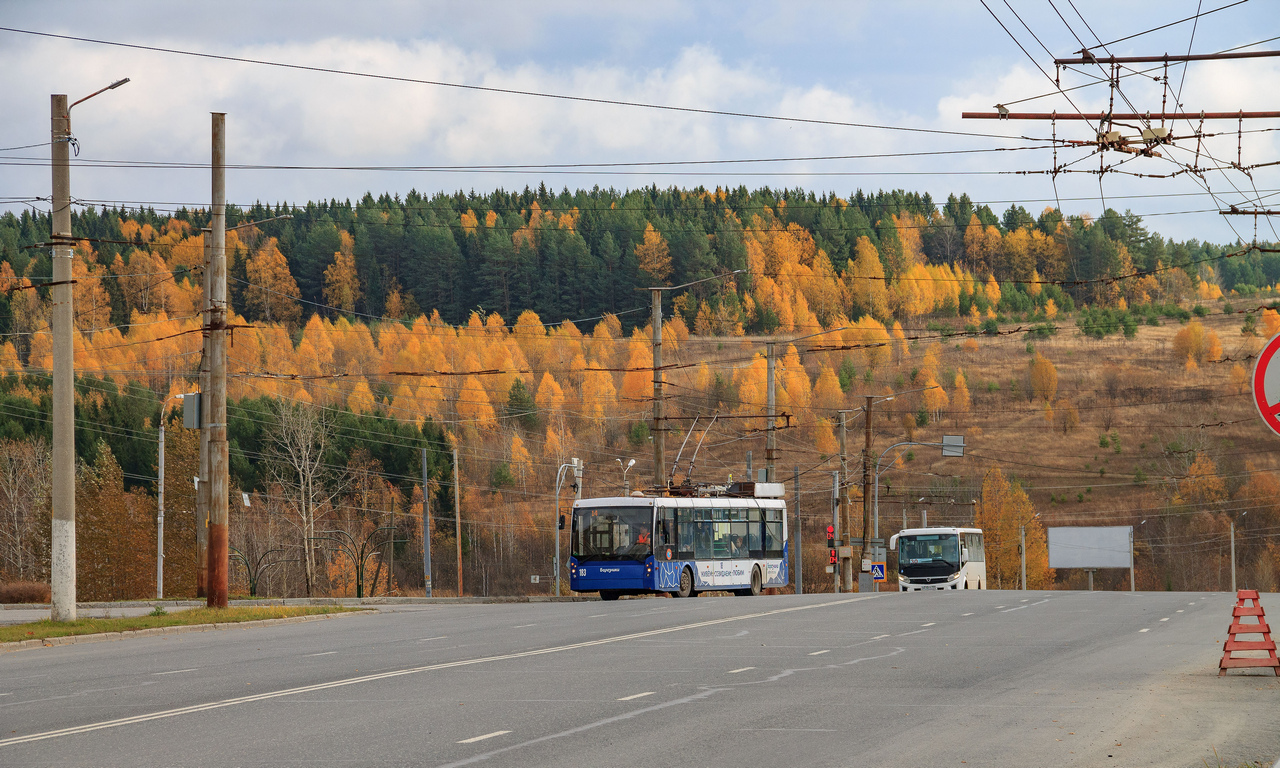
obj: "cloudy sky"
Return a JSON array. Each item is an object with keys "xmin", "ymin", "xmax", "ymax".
[{"xmin": 1, "ymin": 0, "xmax": 1277, "ymax": 243}]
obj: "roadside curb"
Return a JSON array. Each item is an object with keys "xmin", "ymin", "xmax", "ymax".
[
  {"xmin": 0, "ymin": 610, "xmax": 376, "ymax": 654},
  {"xmin": 1, "ymin": 595, "xmax": 597, "ymax": 610}
]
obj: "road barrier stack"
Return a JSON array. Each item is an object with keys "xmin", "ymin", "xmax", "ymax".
[{"xmin": 1219, "ymin": 589, "xmax": 1280, "ymax": 677}]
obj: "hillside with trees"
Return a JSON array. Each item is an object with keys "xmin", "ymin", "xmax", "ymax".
[{"xmin": 0, "ymin": 184, "xmax": 1275, "ymax": 600}]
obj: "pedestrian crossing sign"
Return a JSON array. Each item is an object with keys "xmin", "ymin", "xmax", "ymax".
[{"xmin": 871, "ymin": 562, "xmax": 886, "ymax": 582}]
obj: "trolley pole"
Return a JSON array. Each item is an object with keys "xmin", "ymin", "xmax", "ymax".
[{"xmin": 206, "ymin": 112, "xmax": 229, "ymax": 609}]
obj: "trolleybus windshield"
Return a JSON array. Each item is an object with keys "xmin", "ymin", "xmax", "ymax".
[{"xmin": 571, "ymin": 506, "xmax": 652, "ymax": 562}]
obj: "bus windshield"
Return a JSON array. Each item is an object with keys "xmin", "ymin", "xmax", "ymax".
[
  {"xmin": 898, "ymin": 534, "xmax": 960, "ymax": 576},
  {"xmin": 572, "ymin": 506, "xmax": 652, "ymax": 562}
]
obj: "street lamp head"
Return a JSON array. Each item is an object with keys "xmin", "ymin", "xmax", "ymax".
[
  {"xmin": 108, "ymin": 78, "xmax": 131, "ymax": 90},
  {"xmin": 627, "ymin": 459, "xmax": 636, "ymax": 469}
]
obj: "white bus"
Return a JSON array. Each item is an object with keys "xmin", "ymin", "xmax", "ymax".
[
  {"xmin": 889, "ymin": 527, "xmax": 985, "ymax": 591},
  {"xmin": 569, "ymin": 482, "xmax": 790, "ymax": 600}
]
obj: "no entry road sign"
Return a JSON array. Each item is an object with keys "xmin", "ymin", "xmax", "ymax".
[{"xmin": 1252, "ymin": 332, "xmax": 1280, "ymax": 436}]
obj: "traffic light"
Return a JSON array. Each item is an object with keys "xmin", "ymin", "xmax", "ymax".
[
  {"xmin": 826, "ymin": 525, "xmax": 835, "ymax": 548},
  {"xmin": 829, "ymin": 549, "xmax": 837, "ymax": 565}
]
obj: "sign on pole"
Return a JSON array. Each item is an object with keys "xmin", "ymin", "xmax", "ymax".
[
  {"xmin": 1047, "ymin": 526, "xmax": 1133, "ymax": 569},
  {"xmin": 1252, "ymin": 332, "xmax": 1280, "ymax": 436},
  {"xmin": 870, "ymin": 563, "xmax": 886, "ymax": 582}
]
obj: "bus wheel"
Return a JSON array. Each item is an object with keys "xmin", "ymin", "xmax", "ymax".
[
  {"xmin": 747, "ymin": 567, "xmax": 763, "ymax": 596},
  {"xmin": 676, "ymin": 567, "xmax": 694, "ymax": 598},
  {"xmin": 599, "ymin": 590, "xmax": 619, "ymax": 601}
]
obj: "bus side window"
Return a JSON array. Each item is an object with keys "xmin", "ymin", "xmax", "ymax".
[
  {"xmin": 655, "ymin": 507, "xmax": 674, "ymax": 549},
  {"xmin": 763, "ymin": 509, "xmax": 784, "ymax": 559},
  {"xmin": 747, "ymin": 507, "xmax": 764, "ymax": 558},
  {"xmin": 677, "ymin": 507, "xmax": 695, "ymax": 560}
]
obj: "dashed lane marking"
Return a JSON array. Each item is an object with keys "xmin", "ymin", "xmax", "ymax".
[
  {"xmin": 897, "ymin": 629, "xmax": 929, "ymax": 636},
  {"xmin": 871, "ymin": 634, "xmax": 891, "ymax": 640},
  {"xmin": 921, "ymin": 622, "xmax": 936, "ymax": 627},
  {"xmin": 1139, "ymin": 628, "xmax": 1150, "ymax": 633},
  {"xmin": 0, "ymin": 594, "xmax": 882, "ymax": 748},
  {"xmin": 513, "ymin": 624, "xmax": 537, "ymax": 629},
  {"xmin": 1160, "ymin": 618, "xmax": 1169, "ymax": 622},
  {"xmin": 151, "ymin": 669, "xmax": 197, "ymax": 676},
  {"xmin": 457, "ymin": 731, "xmax": 510, "ymax": 744},
  {"xmin": 808, "ymin": 650, "xmax": 830, "ymax": 656},
  {"xmin": 616, "ymin": 692, "xmax": 654, "ymax": 701},
  {"xmin": 304, "ymin": 652, "xmax": 337, "ymax": 657},
  {"xmin": 726, "ymin": 667, "xmax": 755, "ymax": 674},
  {"xmin": 961, "ymin": 613, "xmax": 974, "ymax": 617}
]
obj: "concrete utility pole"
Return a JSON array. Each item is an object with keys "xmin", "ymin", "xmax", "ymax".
[
  {"xmin": 421, "ymin": 447, "xmax": 432, "ymax": 597},
  {"xmin": 651, "ymin": 289, "xmax": 663, "ymax": 489},
  {"xmin": 47, "ymin": 78, "xmax": 131, "ymax": 621},
  {"xmin": 453, "ymin": 447, "xmax": 462, "ymax": 596},
  {"xmin": 49, "ymin": 94, "xmax": 75, "ymax": 622},
  {"xmin": 793, "ymin": 466, "xmax": 802, "ymax": 595},
  {"xmin": 196, "ymin": 230, "xmax": 211, "ymax": 597},
  {"xmin": 765, "ymin": 342, "xmax": 777, "ymax": 483},
  {"xmin": 860, "ymin": 395, "xmax": 873, "ymax": 568},
  {"xmin": 1230, "ymin": 521, "xmax": 1236, "ymax": 593},
  {"xmin": 157, "ymin": 407, "xmax": 166, "ymax": 600},
  {"xmin": 838, "ymin": 412, "xmax": 853, "ymax": 592},
  {"xmin": 206, "ymin": 113, "xmax": 229, "ymax": 609},
  {"xmin": 832, "ymin": 472, "xmax": 840, "ymax": 593},
  {"xmin": 1020, "ymin": 525, "xmax": 1027, "ymax": 591}
]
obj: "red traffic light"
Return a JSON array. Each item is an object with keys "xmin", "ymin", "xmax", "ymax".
[
  {"xmin": 826, "ymin": 525, "xmax": 835, "ymax": 548},
  {"xmin": 828, "ymin": 548, "xmax": 837, "ymax": 564}
]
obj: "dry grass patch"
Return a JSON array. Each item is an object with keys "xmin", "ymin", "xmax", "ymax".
[{"xmin": 0, "ymin": 605, "xmax": 359, "ymax": 644}]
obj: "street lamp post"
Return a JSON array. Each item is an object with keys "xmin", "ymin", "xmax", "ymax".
[
  {"xmin": 873, "ymin": 435, "xmax": 964, "ymax": 540},
  {"xmin": 49, "ymin": 77, "xmax": 129, "ymax": 622},
  {"xmin": 616, "ymin": 458, "xmax": 635, "ymax": 495},
  {"xmin": 553, "ymin": 458, "xmax": 581, "ymax": 597}
]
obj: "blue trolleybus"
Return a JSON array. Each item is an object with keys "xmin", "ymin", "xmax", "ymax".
[{"xmin": 569, "ymin": 482, "xmax": 789, "ymax": 600}]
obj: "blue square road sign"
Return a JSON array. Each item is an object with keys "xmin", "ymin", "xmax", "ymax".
[{"xmin": 871, "ymin": 562, "xmax": 886, "ymax": 582}]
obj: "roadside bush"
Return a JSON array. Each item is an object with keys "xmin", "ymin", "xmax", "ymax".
[{"xmin": 0, "ymin": 581, "xmax": 50, "ymax": 603}]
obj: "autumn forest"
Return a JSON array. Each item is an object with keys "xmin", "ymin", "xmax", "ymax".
[{"xmin": 0, "ymin": 183, "xmax": 1277, "ymax": 600}]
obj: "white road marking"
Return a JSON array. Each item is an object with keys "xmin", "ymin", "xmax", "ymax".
[
  {"xmin": 745, "ymin": 727, "xmax": 837, "ymax": 732},
  {"xmin": 994, "ymin": 606, "xmax": 1005, "ymax": 609},
  {"xmin": 616, "ymin": 692, "xmax": 654, "ymax": 701},
  {"xmin": 1020, "ymin": 599, "xmax": 1029, "ymax": 603},
  {"xmin": 513, "ymin": 624, "xmax": 537, "ymax": 629},
  {"xmin": 921, "ymin": 622, "xmax": 936, "ymax": 627},
  {"xmin": 457, "ymin": 730, "xmax": 510, "ymax": 744},
  {"xmin": 1176, "ymin": 610, "xmax": 1184, "ymax": 613},
  {"xmin": 589, "ymin": 614, "xmax": 608, "ymax": 618},
  {"xmin": 898, "ymin": 629, "xmax": 929, "ymax": 636},
  {"xmin": 151, "ymin": 669, "xmax": 197, "ymax": 676},
  {"xmin": 0, "ymin": 694, "xmax": 10, "ymax": 697},
  {"xmin": 1139, "ymin": 628, "xmax": 1150, "ymax": 633},
  {"xmin": 871, "ymin": 634, "xmax": 891, "ymax": 640},
  {"xmin": 0, "ymin": 594, "xmax": 883, "ymax": 748},
  {"xmin": 808, "ymin": 650, "xmax": 830, "ymax": 656},
  {"xmin": 1002, "ymin": 605, "xmax": 1027, "ymax": 612},
  {"xmin": 305, "ymin": 651, "xmax": 337, "ymax": 657},
  {"xmin": 1003, "ymin": 599, "xmax": 1049, "ymax": 613},
  {"xmin": 1160, "ymin": 618, "xmax": 1169, "ymax": 622},
  {"xmin": 726, "ymin": 667, "xmax": 755, "ymax": 674},
  {"xmin": 961, "ymin": 613, "xmax": 974, "ymax": 617},
  {"xmin": 418, "ymin": 636, "xmax": 448, "ymax": 642}
]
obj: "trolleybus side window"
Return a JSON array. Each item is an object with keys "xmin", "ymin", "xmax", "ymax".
[
  {"xmin": 655, "ymin": 507, "xmax": 675, "ymax": 551},
  {"xmin": 676, "ymin": 507, "xmax": 694, "ymax": 560},
  {"xmin": 747, "ymin": 507, "xmax": 764, "ymax": 558},
  {"xmin": 763, "ymin": 508, "xmax": 785, "ymax": 558},
  {"xmin": 693, "ymin": 508, "xmax": 714, "ymax": 560}
]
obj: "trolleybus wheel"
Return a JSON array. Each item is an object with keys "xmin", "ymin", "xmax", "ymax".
[
  {"xmin": 675, "ymin": 567, "xmax": 694, "ymax": 598},
  {"xmin": 736, "ymin": 566, "xmax": 763, "ymax": 596},
  {"xmin": 599, "ymin": 590, "xmax": 619, "ymax": 601}
]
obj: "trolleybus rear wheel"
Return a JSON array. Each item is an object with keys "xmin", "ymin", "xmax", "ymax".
[{"xmin": 736, "ymin": 566, "xmax": 763, "ymax": 596}]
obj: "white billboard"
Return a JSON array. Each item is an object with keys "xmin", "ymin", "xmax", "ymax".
[{"xmin": 1047, "ymin": 526, "xmax": 1132, "ymax": 569}]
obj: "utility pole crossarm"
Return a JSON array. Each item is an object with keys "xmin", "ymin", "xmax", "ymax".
[{"xmin": 1055, "ymin": 49, "xmax": 1280, "ymax": 65}]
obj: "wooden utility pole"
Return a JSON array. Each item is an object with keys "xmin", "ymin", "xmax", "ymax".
[
  {"xmin": 49, "ymin": 93, "xmax": 76, "ymax": 622},
  {"xmin": 838, "ymin": 411, "xmax": 853, "ymax": 592},
  {"xmin": 861, "ymin": 395, "xmax": 873, "ymax": 571},
  {"xmin": 765, "ymin": 343, "xmax": 777, "ymax": 482},
  {"xmin": 422, "ymin": 447, "xmax": 432, "ymax": 597},
  {"xmin": 453, "ymin": 447, "xmax": 462, "ymax": 596},
  {"xmin": 651, "ymin": 288, "xmax": 663, "ymax": 489},
  {"xmin": 206, "ymin": 112, "xmax": 229, "ymax": 608},
  {"xmin": 196, "ymin": 230, "xmax": 211, "ymax": 597}
]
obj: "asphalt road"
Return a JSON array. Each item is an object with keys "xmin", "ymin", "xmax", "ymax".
[{"xmin": 0, "ymin": 590, "xmax": 1275, "ymax": 767}]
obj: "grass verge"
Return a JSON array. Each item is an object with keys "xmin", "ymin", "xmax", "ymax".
[{"xmin": 0, "ymin": 606, "xmax": 360, "ymax": 644}]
